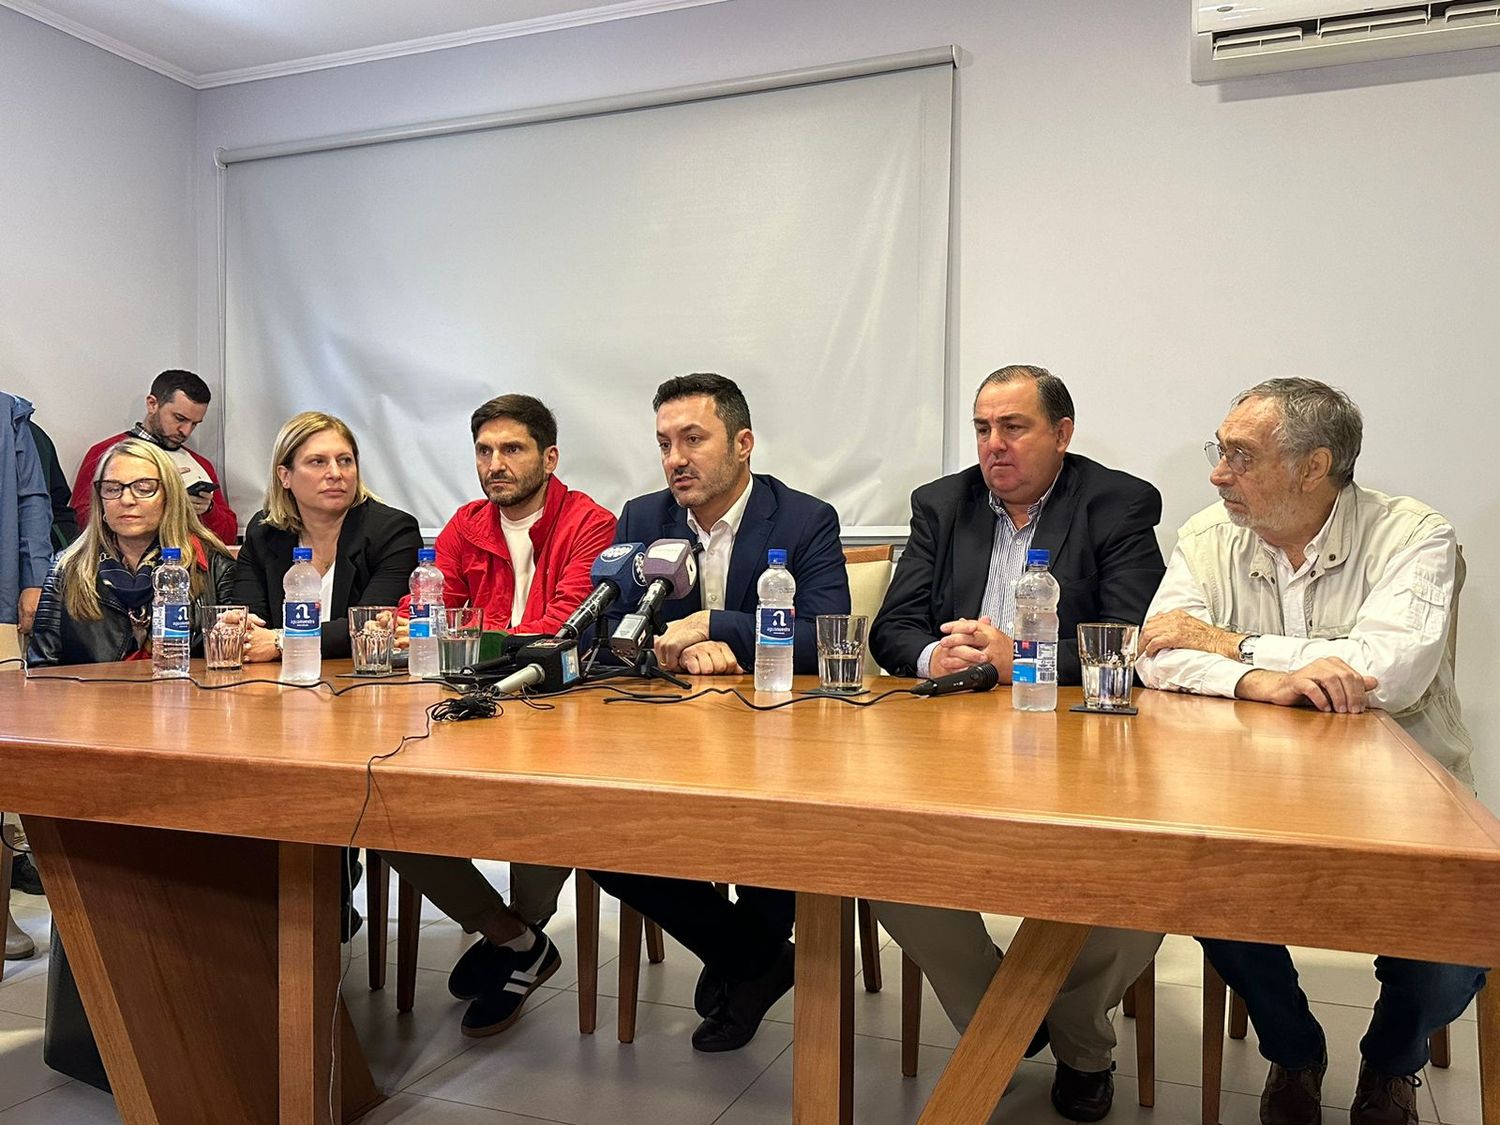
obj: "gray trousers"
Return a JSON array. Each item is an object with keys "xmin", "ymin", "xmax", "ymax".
[
  {"xmin": 380, "ymin": 852, "xmax": 572, "ymax": 931},
  {"xmin": 875, "ymin": 901, "xmax": 1163, "ymax": 1073}
]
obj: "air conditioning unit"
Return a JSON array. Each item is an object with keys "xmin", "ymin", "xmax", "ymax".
[{"xmin": 1192, "ymin": 0, "xmax": 1500, "ymax": 80}]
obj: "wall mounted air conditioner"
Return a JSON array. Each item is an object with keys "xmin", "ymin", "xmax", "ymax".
[{"xmin": 1192, "ymin": 0, "xmax": 1500, "ymax": 80}]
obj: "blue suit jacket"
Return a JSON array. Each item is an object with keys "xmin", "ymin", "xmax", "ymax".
[{"xmin": 606, "ymin": 473, "xmax": 850, "ymax": 673}]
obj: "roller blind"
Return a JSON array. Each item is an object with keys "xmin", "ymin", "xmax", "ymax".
[{"xmin": 222, "ymin": 59, "xmax": 954, "ymax": 536}]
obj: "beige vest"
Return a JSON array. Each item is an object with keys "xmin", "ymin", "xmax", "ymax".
[{"xmin": 1176, "ymin": 483, "xmax": 1474, "ymax": 787}]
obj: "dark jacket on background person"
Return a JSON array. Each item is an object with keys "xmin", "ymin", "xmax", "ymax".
[
  {"xmin": 29, "ymin": 420, "xmax": 80, "ymax": 549},
  {"xmin": 871, "ymin": 453, "xmax": 1165, "ymax": 682},
  {"xmin": 27, "ymin": 544, "xmax": 236, "ymax": 666},
  {"xmin": 232, "ymin": 498, "xmax": 422, "ymax": 659}
]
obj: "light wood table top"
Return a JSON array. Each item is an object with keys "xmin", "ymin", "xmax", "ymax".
[{"xmin": 4, "ymin": 660, "xmax": 1498, "ymax": 964}]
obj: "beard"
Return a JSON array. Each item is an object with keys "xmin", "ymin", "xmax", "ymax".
[
  {"xmin": 1219, "ymin": 488, "xmax": 1301, "ymax": 538},
  {"xmin": 486, "ymin": 466, "xmax": 547, "ymax": 510},
  {"xmin": 669, "ymin": 455, "xmax": 741, "ymax": 511}
]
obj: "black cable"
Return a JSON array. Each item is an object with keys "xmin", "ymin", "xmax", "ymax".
[
  {"xmin": 21, "ymin": 671, "xmax": 441, "ymax": 696},
  {"xmin": 0, "ymin": 657, "xmax": 23, "ymax": 669},
  {"xmin": 602, "ymin": 684, "xmax": 922, "ymax": 710}
]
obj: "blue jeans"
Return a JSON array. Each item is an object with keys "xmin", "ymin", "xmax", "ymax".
[{"xmin": 1199, "ymin": 938, "xmax": 1486, "ymax": 1076}]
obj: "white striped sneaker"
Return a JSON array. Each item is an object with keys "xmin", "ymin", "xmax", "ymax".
[{"xmin": 460, "ymin": 928, "xmax": 561, "ymax": 1038}]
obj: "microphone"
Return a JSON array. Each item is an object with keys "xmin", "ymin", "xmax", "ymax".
[
  {"xmin": 489, "ymin": 637, "xmax": 583, "ymax": 695},
  {"xmin": 911, "ymin": 662, "xmax": 1001, "ymax": 697},
  {"xmin": 608, "ymin": 538, "xmax": 699, "ymax": 662},
  {"xmin": 555, "ymin": 543, "xmax": 647, "ymax": 642}
]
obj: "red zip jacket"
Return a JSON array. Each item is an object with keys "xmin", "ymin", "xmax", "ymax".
[
  {"xmin": 71, "ymin": 431, "xmax": 240, "ymax": 545},
  {"xmin": 401, "ymin": 476, "xmax": 615, "ymax": 634}
]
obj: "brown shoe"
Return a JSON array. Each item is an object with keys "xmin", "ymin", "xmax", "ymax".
[
  {"xmin": 1260, "ymin": 1056, "xmax": 1326, "ymax": 1125},
  {"xmin": 1349, "ymin": 1060, "xmax": 1420, "ymax": 1125}
]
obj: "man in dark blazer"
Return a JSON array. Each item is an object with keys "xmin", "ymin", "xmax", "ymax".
[
  {"xmin": 870, "ymin": 365, "xmax": 1166, "ymax": 1122},
  {"xmin": 594, "ymin": 372, "xmax": 850, "ymax": 1053}
]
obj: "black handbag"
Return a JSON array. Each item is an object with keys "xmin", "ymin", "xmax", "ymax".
[{"xmin": 42, "ymin": 924, "xmax": 110, "ymax": 1093}]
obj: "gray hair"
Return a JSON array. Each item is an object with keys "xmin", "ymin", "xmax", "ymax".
[
  {"xmin": 1233, "ymin": 378, "xmax": 1362, "ymax": 486},
  {"xmin": 974, "ymin": 365, "xmax": 1075, "ymax": 428}
]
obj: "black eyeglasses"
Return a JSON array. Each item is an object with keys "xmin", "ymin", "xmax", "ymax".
[
  {"xmin": 1203, "ymin": 441, "xmax": 1253, "ymax": 475},
  {"xmin": 96, "ymin": 478, "xmax": 162, "ymax": 500}
]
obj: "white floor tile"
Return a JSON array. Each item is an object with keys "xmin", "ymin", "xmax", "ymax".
[
  {"xmin": 0, "ymin": 1081, "xmax": 118, "ymax": 1124},
  {"xmin": 354, "ymin": 1091, "xmax": 571, "ymax": 1123},
  {"xmin": 1423, "ymin": 1018, "xmax": 1482, "ymax": 1125},
  {"xmin": 410, "ymin": 995, "xmax": 788, "ymax": 1125},
  {"xmin": 715, "ymin": 1036, "xmax": 1056, "ymax": 1125},
  {"xmin": 0, "ymin": 1012, "xmax": 69, "ymax": 1113}
]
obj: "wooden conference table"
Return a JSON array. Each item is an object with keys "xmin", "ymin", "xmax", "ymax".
[{"xmin": 2, "ymin": 660, "xmax": 1498, "ymax": 1125}]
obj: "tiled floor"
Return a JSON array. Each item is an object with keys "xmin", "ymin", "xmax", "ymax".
[{"xmin": 0, "ymin": 863, "xmax": 1479, "ymax": 1123}]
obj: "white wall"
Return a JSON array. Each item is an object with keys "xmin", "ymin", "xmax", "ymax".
[
  {"xmin": 189, "ymin": 0, "xmax": 1500, "ymax": 804},
  {"xmin": 0, "ymin": 7, "xmax": 198, "ymax": 477}
]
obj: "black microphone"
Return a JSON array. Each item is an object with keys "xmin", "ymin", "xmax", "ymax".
[
  {"xmin": 555, "ymin": 542, "xmax": 647, "ymax": 642},
  {"xmin": 489, "ymin": 637, "xmax": 583, "ymax": 695},
  {"xmin": 911, "ymin": 662, "xmax": 1001, "ymax": 697},
  {"xmin": 609, "ymin": 539, "xmax": 698, "ymax": 662}
]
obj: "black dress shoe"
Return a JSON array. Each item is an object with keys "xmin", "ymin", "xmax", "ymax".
[
  {"xmin": 10, "ymin": 854, "xmax": 43, "ymax": 897},
  {"xmin": 1051, "ymin": 1059, "xmax": 1115, "ymax": 1122},
  {"xmin": 694, "ymin": 963, "xmax": 728, "ymax": 1019},
  {"xmin": 691, "ymin": 942, "xmax": 794, "ymax": 1053}
]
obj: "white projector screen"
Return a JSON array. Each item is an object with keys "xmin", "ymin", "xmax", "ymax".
[{"xmin": 222, "ymin": 60, "xmax": 953, "ymax": 536}]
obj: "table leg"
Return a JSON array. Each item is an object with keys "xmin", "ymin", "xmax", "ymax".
[
  {"xmin": 279, "ymin": 842, "xmax": 343, "ymax": 1125},
  {"xmin": 793, "ymin": 892, "xmax": 854, "ymax": 1125},
  {"xmin": 917, "ymin": 918, "xmax": 1091, "ymax": 1125},
  {"xmin": 26, "ymin": 818, "xmax": 379, "ymax": 1125},
  {"xmin": 1480, "ymin": 978, "xmax": 1499, "ymax": 1125}
]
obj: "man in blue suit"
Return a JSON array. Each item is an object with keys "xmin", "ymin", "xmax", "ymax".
[{"xmin": 594, "ymin": 372, "xmax": 850, "ymax": 1051}]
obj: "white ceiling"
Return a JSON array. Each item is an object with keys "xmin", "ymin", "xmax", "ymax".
[{"xmin": 1, "ymin": 0, "xmax": 729, "ymax": 87}]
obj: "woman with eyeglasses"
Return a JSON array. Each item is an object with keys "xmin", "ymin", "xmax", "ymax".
[{"xmin": 27, "ymin": 438, "xmax": 236, "ymax": 666}]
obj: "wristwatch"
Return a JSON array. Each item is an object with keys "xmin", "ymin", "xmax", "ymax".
[
  {"xmin": 1237, "ymin": 634, "xmax": 1260, "ymax": 664},
  {"xmin": 273, "ymin": 629, "xmax": 285, "ymax": 655}
]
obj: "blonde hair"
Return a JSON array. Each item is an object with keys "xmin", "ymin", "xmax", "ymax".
[
  {"xmin": 55, "ymin": 439, "xmax": 229, "ymax": 619},
  {"xmin": 262, "ymin": 412, "xmax": 374, "ymax": 534}
]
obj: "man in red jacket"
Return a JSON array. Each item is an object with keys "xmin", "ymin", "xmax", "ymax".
[
  {"xmin": 401, "ymin": 393, "xmax": 616, "ymax": 634},
  {"xmin": 387, "ymin": 394, "xmax": 615, "ymax": 989},
  {"xmin": 70, "ymin": 369, "xmax": 238, "ymax": 544}
]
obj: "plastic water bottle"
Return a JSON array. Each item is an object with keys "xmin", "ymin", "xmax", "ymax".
[
  {"xmin": 1012, "ymin": 548, "xmax": 1060, "ymax": 711},
  {"xmin": 754, "ymin": 548, "xmax": 796, "ymax": 692},
  {"xmin": 151, "ymin": 546, "xmax": 191, "ymax": 680},
  {"xmin": 282, "ymin": 546, "xmax": 322, "ymax": 685},
  {"xmin": 407, "ymin": 547, "xmax": 444, "ymax": 679}
]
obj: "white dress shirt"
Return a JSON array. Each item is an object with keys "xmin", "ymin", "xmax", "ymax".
[{"xmin": 687, "ymin": 477, "xmax": 754, "ymax": 613}]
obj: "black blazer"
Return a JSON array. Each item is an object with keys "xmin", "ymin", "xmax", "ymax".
[
  {"xmin": 870, "ymin": 454, "xmax": 1166, "ymax": 683},
  {"xmin": 232, "ymin": 499, "xmax": 422, "ymax": 659},
  {"xmin": 603, "ymin": 473, "xmax": 851, "ymax": 672}
]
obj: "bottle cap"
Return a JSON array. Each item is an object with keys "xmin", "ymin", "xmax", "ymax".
[
  {"xmin": 767, "ymin": 548, "xmax": 788, "ymax": 566},
  {"xmin": 160, "ymin": 547, "xmax": 182, "ymax": 563},
  {"xmin": 292, "ymin": 546, "xmax": 313, "ymax": 562},
  {"xmin": 1026, "ymin": 549, "xmax": 1051, "ymax": 568},
  {"xmin": 418, "ymin": 547, "xmax": 436, "ymax": 564}
]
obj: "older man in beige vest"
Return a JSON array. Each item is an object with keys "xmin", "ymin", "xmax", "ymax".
[{"xmin": 1137, "ymin": 377, "xmax": 1482, "ymax": 1125}]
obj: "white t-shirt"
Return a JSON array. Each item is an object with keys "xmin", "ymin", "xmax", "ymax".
[{"xmin": 501, "ymin": 508, "xmax": 544, "ymax": 629}]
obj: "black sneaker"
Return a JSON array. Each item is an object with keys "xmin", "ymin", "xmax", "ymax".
[
  {"xmin": 10, "ymin": 854, "xmax": 43, "ymax": 897},
  {"xmin": 450, "ymin": 935, "xmax": 513, "ymax": 1001},
  {"xmin": 461, "ymin": 928, "xmax": 561, "ymax": 1038}
]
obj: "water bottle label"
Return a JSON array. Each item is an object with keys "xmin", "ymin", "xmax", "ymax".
[
  {"xmin": 408, "ymin": 603, "xmax": 432, "ymax": 639},
  {"xmin": 757, "ymin": 607, "xmax": 795, "ymax": 646},
  {"xmin": 154, "ymin": 602, "xmax": 190, "ymax": 640},
  {"xmin": 284, "ymin": 601, "xmax": 322, "ymax": 638},
  {"xmin": 1013, "ymin": 639, "xmax": 1059, "ymax": 685}
]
